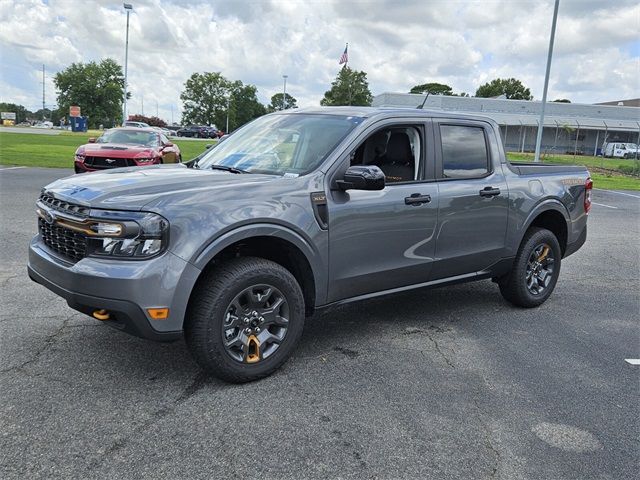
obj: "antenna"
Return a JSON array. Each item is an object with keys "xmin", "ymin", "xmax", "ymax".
[{"xmin": 417, "ymin": 92, "xmax": 429, "ymax": 109}]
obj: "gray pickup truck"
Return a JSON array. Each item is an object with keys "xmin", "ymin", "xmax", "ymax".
[{"xmin": 28, "ymin": 107, "xmax": 591, "ymax": 382}]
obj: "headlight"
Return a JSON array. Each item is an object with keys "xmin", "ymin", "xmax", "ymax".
[
  {"xmin": 75, "ymin": 153, "xmax": 85, "ymax": 161},
  {"xmin": 136, "ymin": 157, "xmax": 155, "ymax": 164},
  {"xmin": 88, "ymin": 210, "xmax": 169, "ymax": 259}
]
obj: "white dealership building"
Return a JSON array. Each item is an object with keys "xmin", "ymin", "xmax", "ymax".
[{"xmin": 372, "ymin": 93, "xmax": 640, "ymax": 156}]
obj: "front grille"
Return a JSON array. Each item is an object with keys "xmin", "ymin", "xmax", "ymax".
[
  {"xmin": 85, "ymin": 156, "xmax": 133, "ymax": 169},
  {"xmin": 39, "ymin": 192, "xmax": 90, "ymax": 217},
  {"xmin": 38, "ymin": 217, "xmax": 88, "ymax": 262}
]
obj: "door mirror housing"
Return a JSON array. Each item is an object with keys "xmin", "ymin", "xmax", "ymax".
[
  {"xmin": 88, "ymin": 137, "xmax": 96, "ymax": 143},
  {"xmin": 337, "ymin": 165, "xmax": 385, "ymax": 191}
]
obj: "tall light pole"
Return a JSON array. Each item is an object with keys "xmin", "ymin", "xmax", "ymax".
[
  {"xmin": 282, "ymin": 75, "xmax": 288, "ymax": 110},
  {"xmin": 534, "ymin": 0, "xmax": 559, "ymax": 163},
  {"xmin": 226, "ymin": 96, "xmax": 230, "ymax": 133},
  {"xmin": 123, "ymin": 3, "xmax": 133, "ymax": 125}
]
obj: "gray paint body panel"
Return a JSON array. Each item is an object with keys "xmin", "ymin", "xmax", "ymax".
[{"xmin": 28, "ymin": 107, "xmax": 590, "ymax": 339}]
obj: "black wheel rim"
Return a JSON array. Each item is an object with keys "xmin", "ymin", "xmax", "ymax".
[
  {"xmin": 221, "ymin": 284, "xmax": 289, "ymax": 364},
  {"xmin": 526, "ymin": 243, "xmax": 555, "ymax": 295}
]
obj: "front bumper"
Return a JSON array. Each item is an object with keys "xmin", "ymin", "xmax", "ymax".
[{"xmin": 28, "ymin": 236, "xmax": 201, "ymax": 341}]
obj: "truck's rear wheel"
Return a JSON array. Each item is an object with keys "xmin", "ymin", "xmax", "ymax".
[
  {"xmin": 499, "ymin": 227, "xmax": 561, "ymax": 308},
  {"xmin": 185, "ymin": 257, "xmax": 305, "ymax": 383}
]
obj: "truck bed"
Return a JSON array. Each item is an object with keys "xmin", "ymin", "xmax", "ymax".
[{"xmin": 508, "ymin": 162, "xmax": 588, "ymax": 176}]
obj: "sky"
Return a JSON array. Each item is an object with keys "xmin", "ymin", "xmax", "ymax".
[{"xmin": 0, "ymin": 0, "xmax": 638, "ymax": 124}]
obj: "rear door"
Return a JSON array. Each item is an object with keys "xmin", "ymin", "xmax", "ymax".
[
  {"xmin": 326, "ymin": 119, "xmax": 439, "ymax": 302},
  {"xmin": 430, "ymin": 120, "xmax": 509, "ymax": 279}
]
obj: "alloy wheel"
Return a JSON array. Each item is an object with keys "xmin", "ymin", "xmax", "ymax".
[{"xmin": 221, "ymin": 284, "xmax": 289, "ymax": 363}]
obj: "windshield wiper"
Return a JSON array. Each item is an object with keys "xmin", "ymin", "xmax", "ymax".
[{"xmin": 208, "ymin": 164, "xmax": 249, "ymax": 174}]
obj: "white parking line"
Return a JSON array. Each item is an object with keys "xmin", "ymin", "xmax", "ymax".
[
  {"xmin": 0, "ymin": 166, "xmax": 27, "ymax": 171},
  {"xmin": 625, "ymin": 359, "xmax": 640, "ymax": 366},
  {"xmin": 591, "ymin": 202, "xmax": 618, "ymax": 209},
  {"xmin": 594, "ymin": 188, "xmax": 640, "ymax": 199}
]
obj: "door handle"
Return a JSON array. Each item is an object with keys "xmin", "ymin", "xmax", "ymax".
[
  {"xmin": 405, "ymin": 193, "xmax": 431, "ymax": 206},
  {"xmin": 479, "ymin": 186, "xmax": 501, "ymax": 197}
]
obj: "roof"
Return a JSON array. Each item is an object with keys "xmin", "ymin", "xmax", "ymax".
[{"xmin": 372, "ymin": 93, "xmax": 640, "ymax": 131}]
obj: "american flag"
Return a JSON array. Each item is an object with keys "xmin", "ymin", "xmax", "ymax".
[{"xmin": 339, "ymin": 44, "xmax": 348, "ymax": 65}]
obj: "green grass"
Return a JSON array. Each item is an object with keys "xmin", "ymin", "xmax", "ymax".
[
  {"xmin": 0, "ymin": 131, "xmax": 213, "ymax": 168},
  {"xmin": 1, "ymin": 131, "xmax": 638, "ymax": 191},
  {"xmin": 507, "ymin": 152, "xmax": 640, "ymax": 191}
]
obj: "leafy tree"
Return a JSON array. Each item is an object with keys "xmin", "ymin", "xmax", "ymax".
[
  {"xmin": 475, "ymin": 77, "xmax": 533, "ymax": 100},
  {"xmin": 227, "ymin": 81, "xmax": 266, "ymax": 132},
  {"xmin": 409, "ymin": 82, "xmax": 453, "ymax": 96},
  {"xmin": 0, "ymin": 103, "xmax": 33, "ymax": 123},
  {"xmin": 180, "ymin": 72, "xmax": 265, "ymax": 132},
  {"xmin": 34, "ymin": 108, "xmax": 53, "ymax": 121},
  {"xmin": 553, "ymin": 98, "xmax": 571, "ymax": 103},
  {"xmin": 128, "ymin": 114, "xmax": 167, "ymax": 127},
  {"xmin": 180, "ymin": 72, "xmax": 229, "ymax": 127},
  {"xmin": 54, "ymin": 58, "xmax": 126, "ymax": 128},
  {"xmin": 320, "ymin": 67, "xmax": 372, "ymax": 106},
  {"xmin": 268, "ymin": 93, "xmax": 298, "ymax": 112}
]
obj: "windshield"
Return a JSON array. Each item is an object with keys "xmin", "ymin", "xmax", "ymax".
[
  {"xmin": 97, "ymin": 129, "xmax": 159, "ymax": 147},
  {"xmin": 196, "ymin": 113, "xmax": 363, "ymax": 176}
]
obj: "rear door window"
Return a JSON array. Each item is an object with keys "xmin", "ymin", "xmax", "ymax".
[{"xmin": 439, "ymin": 125, "xmax": 489, "ymax": 179}]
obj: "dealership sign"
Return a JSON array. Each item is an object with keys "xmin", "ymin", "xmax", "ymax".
[
  {"xmin": 1, "ymin": 112, "xmax": 16, "ymax": 120},
  {"xmin": 69, "ymin": 106, "xmax": 81, "ymax": 117}
]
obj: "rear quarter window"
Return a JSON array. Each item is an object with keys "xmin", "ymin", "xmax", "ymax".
[{"xmin": 440, "ymin": 125, "xmax": 489, "ymax": 179}]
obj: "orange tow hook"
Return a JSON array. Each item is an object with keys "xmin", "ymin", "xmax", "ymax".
[{"xmin": 93, "ymin": 309, "xmax": 110, "ymax": 321}]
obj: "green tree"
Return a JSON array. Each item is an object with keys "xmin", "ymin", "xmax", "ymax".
[
  {"xmin": 553, "ymin": 98, "xmax": 571, "ymax": 103},
  {"xmin": 0, "ymin": 103, "xmax": 33, "ymax": 123},
  {"xmin": 320, "ymin": 67, "xmax": 372, "ymax": 106},
  {"xmin": 180, "ymin": 72, "xmax": 229, "ymax": 127},
  {"xmin": 475, "ymin": 77, "xmax": 533, "ymax": 100},
  {"xmin": 54, "ymin": 58, "xmax": 126, "ymax": 128},
  {"xmin": 180, "ymin": 72, "xmax": 265, "ymax": 132},
  {"xmin": 268, "ymin": 93, "xmax": 298, "ymax": 112},
  {"xmin": 409, "ymin": 82, "xmax": 453, "ymax": 95},
  {"xmin": 227, "ymin": 81, "xmax": 266, "ymax": 132}
]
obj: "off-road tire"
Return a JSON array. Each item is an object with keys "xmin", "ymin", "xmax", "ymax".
[
  {"xmin": 185, "ymin": 257, "xmax": 305, "ymax": 383},
  {"xmin": 499, "ymin": 227, "xmax": 562, "ymax": 308}
]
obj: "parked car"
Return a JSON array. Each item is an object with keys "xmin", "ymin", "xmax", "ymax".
[
  {"xmin": 73, "ymin": 127, "xmax": 181, "ymax": 173},
  {"xmin": 33, "ymin": 121, "xmax": 53, "ymax": 129},
  {"xmin": 123, "ymin": 121, "xmax": 150, "ymax": 128},
  {"xmin": 176, "ymin": 125, "xmax": 204, "ymax": 137},
  {"xmin": 602, "ymin": 142, "xmax": 638, "ymax": 159},
  {"xmin": 152, "ymin": 126, "xmax": 174, "ymax": 138},
  {"xmin": 176, "ymin": 125, "xmax": 218, "ymax": 138},
  {"xmin": 29, "ymin": 107, "xmax": 591, "ymax": 383}
]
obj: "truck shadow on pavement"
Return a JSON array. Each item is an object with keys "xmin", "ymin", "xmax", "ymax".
[{"xmin": 51, "ymin": 279, "xmax": 505, "ymax": 384}]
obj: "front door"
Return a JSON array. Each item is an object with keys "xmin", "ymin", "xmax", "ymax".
[{"xmin": 326, "ymin": 122, "xmax": 439, "ymax": 303}]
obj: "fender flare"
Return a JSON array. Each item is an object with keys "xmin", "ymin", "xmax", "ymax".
[
  {"xmin": 191, "ymin": 222, "xmax": 326, "ymax": 304},
  {"xmin": 518, "ymin": 198, "xmax": 570, "ymax": 248}
]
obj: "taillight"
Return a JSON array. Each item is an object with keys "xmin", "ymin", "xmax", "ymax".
[{"xmin": 584, "ymin": 177, "xmax": 593, "ymax": 214}]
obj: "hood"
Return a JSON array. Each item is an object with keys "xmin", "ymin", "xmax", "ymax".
[
  {"xmin": 79, "ymin": 143, "xmax": 158, "ymax": 158},
  {"xmin": 43, "ymin": 164, "xmax": 278, "ymax": 211}
]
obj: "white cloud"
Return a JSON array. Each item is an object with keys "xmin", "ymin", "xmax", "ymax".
[{"xmin": 0, "ymin": 0, "xmax": 638, "ymax": 123}]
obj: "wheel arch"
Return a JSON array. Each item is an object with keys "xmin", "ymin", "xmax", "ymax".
[
  {"xmin": 190, "ymin": 224, "xmax": 324, "ymax": 315},
  {"xmin": 521, "ymin": 201, "xmax": 570, "ymax": 255}
]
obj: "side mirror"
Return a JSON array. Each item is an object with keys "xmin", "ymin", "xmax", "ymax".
[
  {"xmin": 163, "ymin": 142, "xmax": 174, "ymax": 148},
  {"xmin": 88, "ymin": 137, "xmax": 96, "ymax": 143},
  {"xmin": 337, "ymin": 165, "xmax": 385, "ymax": 191}
]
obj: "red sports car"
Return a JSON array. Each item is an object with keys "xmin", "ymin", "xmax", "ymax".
[{"xmin": 74, "ymin": 127, "xmax": 182, "ymax": 173}]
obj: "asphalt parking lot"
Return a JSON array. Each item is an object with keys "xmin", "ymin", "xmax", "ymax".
[{"xmin": 0, "ymin": 166, "xmax": 638, "ymax": 479}]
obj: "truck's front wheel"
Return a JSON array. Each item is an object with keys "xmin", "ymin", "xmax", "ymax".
[
  {"xmin": 498, "ymin": 227, "xmax": 562, "ymax": 308},
  {"xmin": 185, "ymin": 257, "xmax": 305, "ymax": 383}
]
